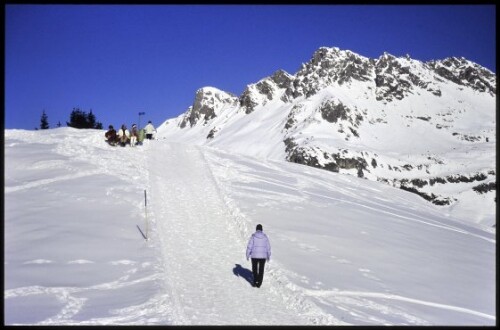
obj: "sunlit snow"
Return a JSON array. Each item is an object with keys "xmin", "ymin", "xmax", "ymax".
[{"xmin": 4, "ymin": 128, "xmax": 495, "ymax": 325}]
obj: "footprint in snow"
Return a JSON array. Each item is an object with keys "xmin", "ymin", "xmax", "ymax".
[
  {"xmin": 110, "ymin": 260, "xmax": 136, "ymax": 265},
  {"xmin": 67, "ymin": 259, "xmax": 95, "ymax": 264},
  {"xmin": 358, "ymin": 268, "xmax": 381, "ymax": 281},
  {"xmin": 23, "ymin": 259, "xmax": 53, "ymax": 264}
]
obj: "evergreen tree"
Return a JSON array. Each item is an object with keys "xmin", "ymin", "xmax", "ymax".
[
  {"xmin": 66, "ymin": 108, "xmax": 103, "ymax": 129},
  {"xmin": 57, "ymin": 121, "xmax": 62, "ymax": 128},
  {"xmin": 87, "ymin": 109, "xmax": 96, "ymax": 128},
  {"xmin": 67, "ymin": 108, "xmax": 88, "ymax": 128},
  {"xmin": 88, "ymin": 109, "xmax": 103, "ymax": 129},
  {"xmin": 40, "ymin": 110, "xmax": 49, "ymax": 129}
]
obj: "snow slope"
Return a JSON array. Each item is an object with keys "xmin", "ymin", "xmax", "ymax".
[{"xmin": 4, "ymin": 128, "xmax": 496, "ymax": 325}]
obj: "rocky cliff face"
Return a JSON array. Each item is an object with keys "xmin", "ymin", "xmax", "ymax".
[
  {"xmin": 179, "ymin": 87, "xmax": 239, "ymax": 128},
  {"xmin": 158, "ymin": 46, "xmax": 496, "ymax": 227},
  {"xmin": 428, "ymin": 57, "xmax": 496, "ymax": 95}
]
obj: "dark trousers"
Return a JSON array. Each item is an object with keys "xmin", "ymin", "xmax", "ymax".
[{"xmin": 251, "ymin": 258, "xmax": 266, "ymax": 287}]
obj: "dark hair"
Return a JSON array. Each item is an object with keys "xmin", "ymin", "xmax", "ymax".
[{"xmin": 256, "ymin": 224, "xmax": 263, "ymax": 231}]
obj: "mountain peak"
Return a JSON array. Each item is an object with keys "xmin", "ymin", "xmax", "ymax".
[
  {"xmin": 380, "ymin": 51, "xmax": 396, "ymax": 59},
  {"xmin": 159, "ymin": 46, "xmax": 496, "ymax": 226},
  {"xmin": 179, "ymin": 86, "xmax": 238, "ymax": 128},
  {"xmin": 427, "ymin": 57, "xmax": 496, "ymax": 94}
]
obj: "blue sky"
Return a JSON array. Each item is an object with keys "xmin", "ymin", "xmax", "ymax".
[{"xmin": 5, "ymin": 4, "xmax": 496, "ymax": 130}]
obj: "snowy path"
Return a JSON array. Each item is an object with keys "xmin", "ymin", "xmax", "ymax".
[{"xmin": 146, "ymin": 142, "xmax": 329, "ymax": 325}]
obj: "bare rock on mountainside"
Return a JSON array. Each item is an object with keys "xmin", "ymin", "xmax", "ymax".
[{"xmin": 158, "ymin": 46, "xmax": 496, "ymax": 226}]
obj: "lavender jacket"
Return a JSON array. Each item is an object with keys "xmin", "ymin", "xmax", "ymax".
[{"xmin": 246, "ymin": 230, "xmax": 271, "ymax": 260}]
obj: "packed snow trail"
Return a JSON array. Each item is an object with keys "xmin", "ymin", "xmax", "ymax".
[{"xmin": 146, "ymin": 141, "xmax": 335, "ymax": 325}]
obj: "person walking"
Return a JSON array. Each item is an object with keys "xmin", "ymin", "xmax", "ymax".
[
  {"xmin": 246, "ymin": 224, "xmax": 271, "ymax": 288},
  {"xmin": 144, "ymin": 120, "xmax": 156, "ymax": 140}
]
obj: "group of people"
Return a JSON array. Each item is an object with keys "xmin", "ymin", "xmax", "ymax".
[{"xmin": 105, "ymin": 120, "xmax": 156, "ymax": 147}]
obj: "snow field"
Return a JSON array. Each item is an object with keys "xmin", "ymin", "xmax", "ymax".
[{"xmin": 4, "ymin": 128, "xmax": 496, "ymax": 325}]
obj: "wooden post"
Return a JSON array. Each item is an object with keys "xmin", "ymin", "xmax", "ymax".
[{"xmin": 144, "ymin": 189, "xmax": 149, "ymax": 240}]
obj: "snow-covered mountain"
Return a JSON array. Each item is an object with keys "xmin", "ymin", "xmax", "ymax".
[{"xmin": 157, "ymin": 47, "xmax": 496, "ymax": 227}]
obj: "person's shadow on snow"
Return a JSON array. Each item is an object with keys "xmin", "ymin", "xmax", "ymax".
[{"xmin": 233, "ymin": 264, "xmax": 253, "ymax": 287}]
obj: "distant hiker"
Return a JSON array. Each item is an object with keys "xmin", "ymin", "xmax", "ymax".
[
  {"xmin": 137, "ymin": 128, "xmax": 145, "ymax": 145},
  {"xmin": 246, "ymin": 224, "xmax": 271, "ymax": 288},
  {"xmin": 144, "ymin": 120, "xmax": 156, "ymax": 140},
  {"xmin": 117, "ymin": 124, "xmax": 130, "ymax": 147},
  {"xmin": 105, "ymin": 125, "xmax": 118, "ymax": 146},
  {"xmin": 130, "ymin": 124, "xmax": 139, "ymax": 146}
]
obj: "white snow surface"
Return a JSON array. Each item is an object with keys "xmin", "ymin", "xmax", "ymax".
[{"xmin": 4, "ymin": 128, "xmax": 496, "ymax": 325}]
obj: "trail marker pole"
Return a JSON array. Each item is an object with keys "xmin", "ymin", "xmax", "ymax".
[{"xmin": 144, "ymin": 189, "xmax": 149, "ymax": 240}]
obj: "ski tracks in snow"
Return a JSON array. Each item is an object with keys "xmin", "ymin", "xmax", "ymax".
[{"xmin": 146, "ymin": 142, "xmax": 339, "ymax": 325}]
